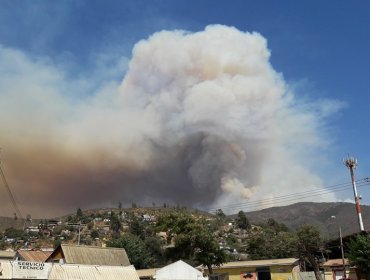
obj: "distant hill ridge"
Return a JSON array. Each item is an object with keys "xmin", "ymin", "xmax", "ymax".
[
  {"xmin": 238, "ymin": 202, "xmax": 370, "ymax": 237},
  {"xmin": 1, "ymin": 202, "xmax": 369, "ymax": 236}
]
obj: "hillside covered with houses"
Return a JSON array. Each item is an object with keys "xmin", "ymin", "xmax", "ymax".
[
  {"xmin": 0, "ymin": 204, "xmax": 358, "ymax": 265},
  {"xmin": 1, "ymin": 204, "xmax": 370, "ymax": 279}
]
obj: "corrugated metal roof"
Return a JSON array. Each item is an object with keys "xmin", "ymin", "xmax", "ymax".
[
  {"xmin": 0, "ymin": 251, "xmax": 15, "ymax": 260},
  {"xmin": 0, "ymin": 261, "xmax": 12, "ymax": 279},
  {"xmin": 202, "ymin": 258, "xmax": 299, "ymax": 270},
  {"xmin": 95, "ymin": 266, "xmax": 140, "ymax": 280},
  {"xmin": 136, "ymin": 268, "xmax": 157, "ymax": 277},
  {"xmin": 47, "ymin": 244, "xmax": 130, "ymax": 266},
  {"xmin": 49, "ymin": 264, "xmax": 140, "ymax": 280},
  {"xmin": 322, "ymin": 259, "xmax": 350, "ymax": 267},
  {"xmin": 2, "ymin": 261, "xmax": 139, "ymax": 280},
  {"xmin": 17, "ymin": 250, "xmax": 52, "ymax": 262}
]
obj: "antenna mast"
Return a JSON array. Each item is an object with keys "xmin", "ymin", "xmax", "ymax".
[{"xmin": 344, "ymin": 155, "xmax": 364, "ymax": 231}]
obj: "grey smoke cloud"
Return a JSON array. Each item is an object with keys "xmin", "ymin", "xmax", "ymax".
[{"xmin": 0, "ymin": 25, "xmax": 339, "ymax": 217}]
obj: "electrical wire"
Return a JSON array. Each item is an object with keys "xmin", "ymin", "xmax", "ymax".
[
  {"xmin": 207, "ymin": 182, "xmax": 368, "ymax": 213},
  {"xmin": 0, "ymin": 160, "xmax": 24, "ymax": 220},
  {"xmin": 204, "ymin": 178, "xmax": 370, "ymax": 214}
]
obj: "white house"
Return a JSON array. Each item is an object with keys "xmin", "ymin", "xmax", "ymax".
[{"xmin": 154, "ymin": 260, "xmax": 207, "ymax": 280}]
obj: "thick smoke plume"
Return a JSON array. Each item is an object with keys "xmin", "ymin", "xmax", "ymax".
[{"xmin": 0, "ymin": 25, "xmax": 337, "ymax": 217}]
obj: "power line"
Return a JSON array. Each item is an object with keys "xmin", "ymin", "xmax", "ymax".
[
  {"xmin": 211, "ymin": 180, "xmax": 353, "ymax": 209},
  {"xmin": 204, "ymin": 178, "xmax": 370, "ymax": 214},
  {"xmin": 207, "ymin": 181, "xmax": 369, "ymax": 213},
  {"xmin": 0, "ymin": 154, "xmax": 23, "ymax": 220},
  {"xmin": 205, "ymin": 180, "xmax": 348, "ymax": 209}
]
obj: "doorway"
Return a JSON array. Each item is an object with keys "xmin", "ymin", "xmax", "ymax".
[
  {"xmin": 257, "ymin": 268, "xmax": 271, "ymax": 280},
  {"xmin": 334, "ymin": 270, "xmax": 344, "ymax": 280}
]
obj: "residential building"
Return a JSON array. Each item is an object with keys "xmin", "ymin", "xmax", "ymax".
[
  {"xmin": 45, "ymin": 244, "xmax": 130, "ymax": 266},
  {"xmin": 156, "ymin": 260, "xmax": 207, "ymax": 280},
  {"xmin": 15, "ymin": 250, "xmax": 52, "ymax": 262},
  {"xmin": 201, "ymin": 258, "xmax": 300, "ymax": 280},
  {"xmin": 0, "ymin": 250, "xmax": 15, "ymax": 261},
  {"xmin": 0, "ymin": 261, "xmax": 140, "ymax": 280},
  {"xmin": 322, "ymin": 259, "xmax": 357, "ymax": 280}
]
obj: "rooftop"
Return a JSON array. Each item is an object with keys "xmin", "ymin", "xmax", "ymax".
[
  {"xmin": 201, "ymin": 258, "xmax": 300, "ymax": 270},
  {"xmin": 46, "ymin": 244, "xmax": 130, "ymax": 266}
]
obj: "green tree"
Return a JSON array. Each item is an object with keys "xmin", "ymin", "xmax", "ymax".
[
  {"xmin": 4, "ymin": 227, "xmax": 24, "ymax": 239},
  {"xmin": 40, "ymin": 219, "xmax": 48, "ymax": 230},
  {"xmin": 266, "ymin": 218, "xmax": 289, "ymax": 232},
  {"xmin": 87, "ymin": 221, "xmax": 94, "ymax": 230},
  {"xmin": 347, "ymin": 233, "xmax": 370, "ymax": 279},
  {"xmin": 216, "ymin": 209, "xmax": 226, "ymax": 219},
  {"xmin": 179, "ymin": 220, "xmax": 226, "ymax": 274},
  {"xmin": 76, "ymin": 207, "xmax": 83, "ymax": 219},
  {"xmin": 296, "ymin": 225, "xmax": 324, "ymax": 280},
  {"xmin": 156, "ymin": 212, "xmax": 194, "ymax": 236},
  {"xmin": 110, "ymin": 212, "xmax": 122, "ymax": 233},
  {"xmin": 158, "ymin": 213, "xmax": 226, "ymax": 274},
  {"xmin": 236, "ymin": 210, "xmax": 250, "ymax": 230},
  {"xmin": 90, "ymin": 229, "xmax": 99, "ymax": 239},
  {"xmin": 52, "ymin": 225, "xmax": 63, "ymax": 236},
  {"xmin": 246, "ymin": 229, "xmax": 295, "ymax": 260},
  {"xmin": 54, "ymin": 239, "xmax": 62, "ymax": 248},
  {"xmin": 144, "ymin": 237, "xmax": 166, "ymax": 267},
  {"xmin": 225, "ymin": 234, "xmax": 240, "ymax": 254},
  {"xmin": 107, "ymin": 234, "xmax": 152, "ymax": 269},
  {"xmin": 129, "ymin": 215, "xmax": 146, "ymax": 239}
]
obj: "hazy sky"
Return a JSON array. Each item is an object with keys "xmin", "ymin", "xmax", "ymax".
[{"xmin": 0, "ymin": 1, "xmax": 369, "ymax": 218}]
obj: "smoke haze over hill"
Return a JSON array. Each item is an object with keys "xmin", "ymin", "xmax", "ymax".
[{"xmin": 0, "ymin": 25, "xmax": 341, "ymax": 217}]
